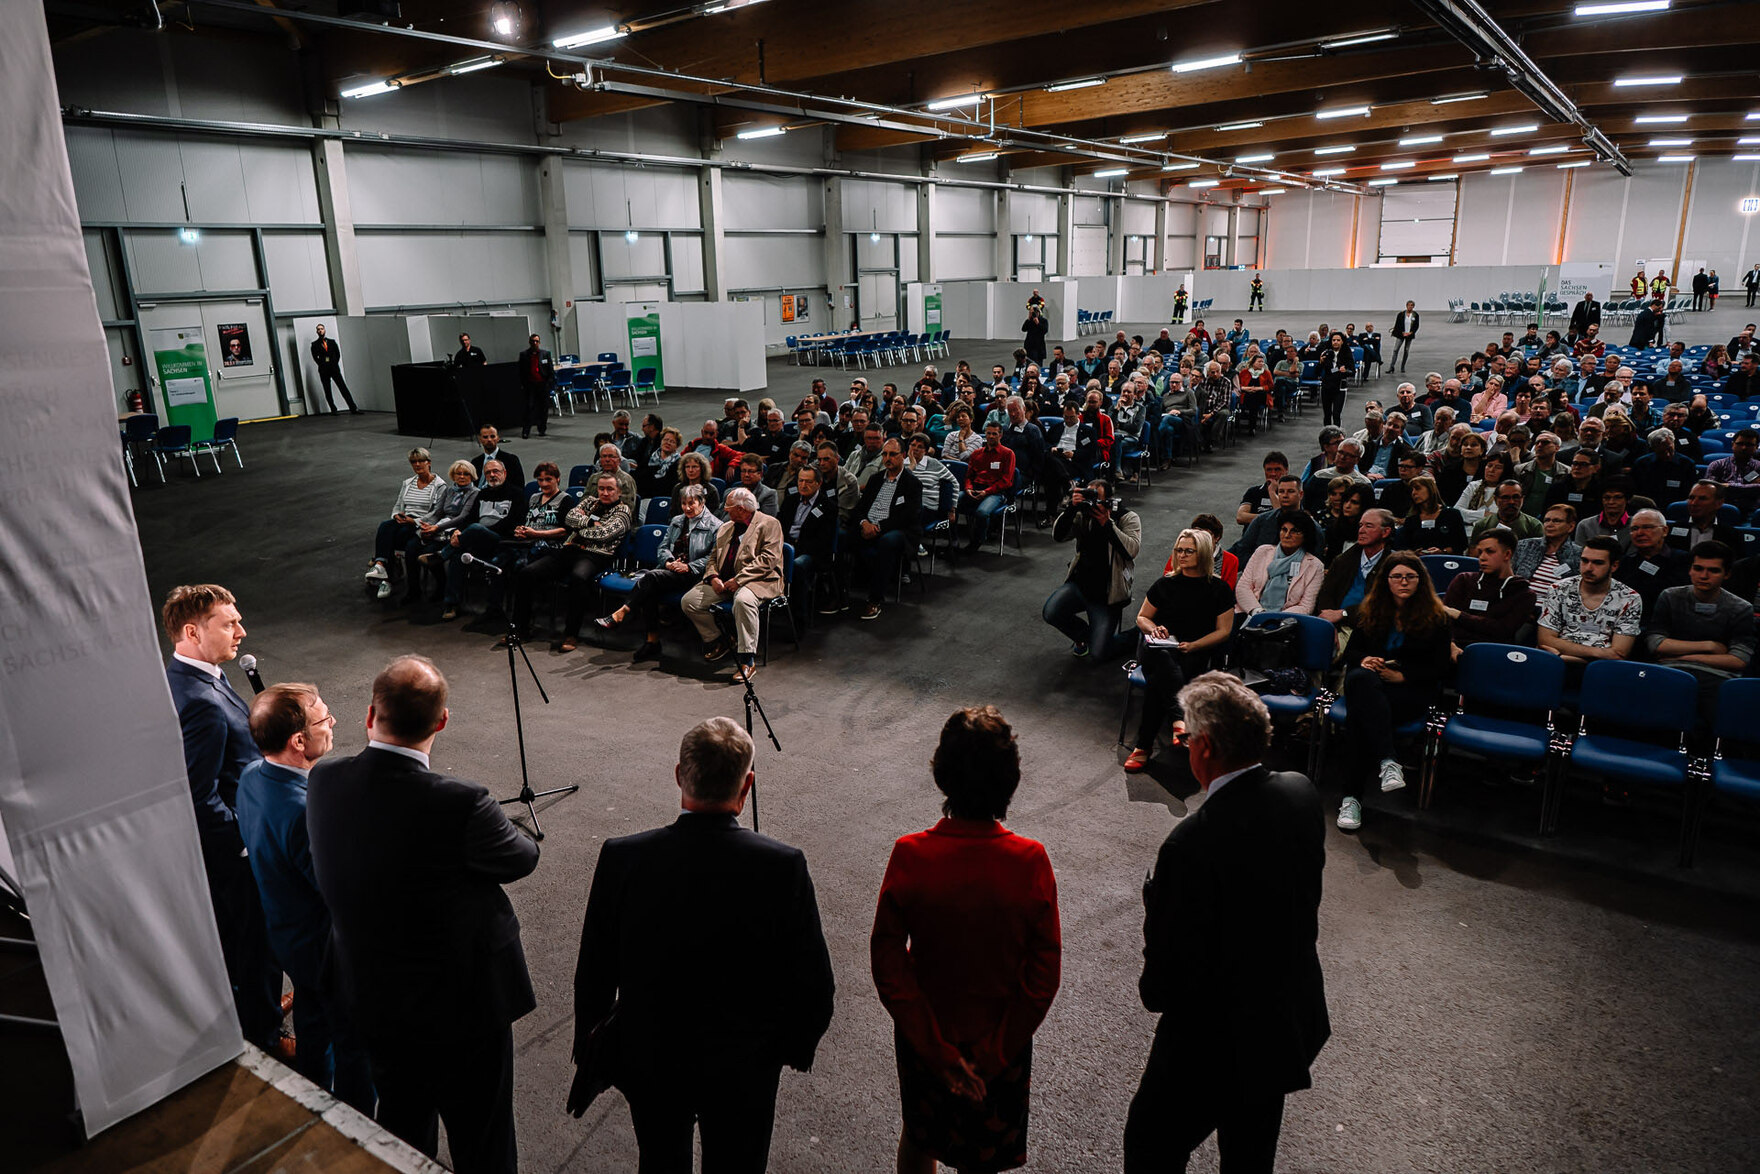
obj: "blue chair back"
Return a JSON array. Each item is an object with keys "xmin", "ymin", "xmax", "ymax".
[
  {"xmin": 1457, "ymin": 644, "xmax": 1565, "ymax": 711},
  {"xmin": 944, "ymin": 459, "xmax": 969, "ymax": 488},
  {"xmin": 644, "ymin": 496, "xmax": 673, "ymax": 524},
  {"xmin": 1421, "ymin": 553, "xmax": 1474, "ymax": 594},
  {"xmin": 123, "ymin": 414, "xmax": 159, "ymax": 443},
  {"xmin": 1578, "ymin": 661, "xmax": 1698, "ymax": 733},
  {"xmin": 210, "ymin": 417, "xmax": 239, "ymax": 443},
  {"xmin": 153, "ymin": 425, "xmax": 192, "ymax": 450},
  {"xmin": 525, "ymin": 480, "xmax": 540, "ymax": 497},
  {"xmin": 630, "ymin": 523, "xmax": 667, "ymax": 567},
  {"xmin": 1242, "ymin": 611, "xmax": 1335, "ymax": 673},
  {"xmin": 635, "ymin": 370, "xmax": 657, "ymax": 389},
  {"xmin": 781, "ymin": 542, "xmax": 795, "ymax": 590},
  {"xmin": 567, "ymin": 463, "xmax": 595, "ymax": 489},
  {"xmin": 597, "ymin": 351, "xmax": 619, "ymax": 363}
]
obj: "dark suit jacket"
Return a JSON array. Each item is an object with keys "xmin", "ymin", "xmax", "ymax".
[
  {"xmin": 851, "ymin": 469, "xmax": 924, "ymax": 536},
  {"xmin": 307, "ymin": 747, "xmax": 539, "ymax": 1043},
  {"xmin": 1393, "ymin": 310, "xmax": 1419, "ymax": 338},
  {"xmin": 472, "ymin": 449, "xmax": 524, "ymax": 489},
  {"xmin": 778, "ymin": 488, "xmax": 838, "ymax": 559},
  {"xmin": 166, "ymin": 658, "xmax": 258, "ymax": 828},
  {"xmin": 236, "ymin": 759, "xmax": 329, "ymax": 988},
  {"xmin": 310, "ymin": 337, "xmax": 343, "ymax": 367},
  {"xmin": 1140, "ymin": 766, "xmax": 1329, "ymax": 1094},
  {"xmin": 575, "ymin": 811, "xmax": 835, "ymax": 1082},
  {"xmin": 518, "ymin": 346, "xmax": 555, "ymax": 389}
]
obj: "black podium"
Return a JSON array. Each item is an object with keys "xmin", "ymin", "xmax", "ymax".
[{"xmin": 391, "ymin": 362, "xmax": 526, "ymax": 438}]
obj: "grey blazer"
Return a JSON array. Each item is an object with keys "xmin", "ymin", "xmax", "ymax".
[
  {"xmin": 659, "ymin": 509, "xmax": 724, "ymax": 576},
  {"xmin": 1514, "ymin": 536, "xmax": 1581, "ymax": 582}
]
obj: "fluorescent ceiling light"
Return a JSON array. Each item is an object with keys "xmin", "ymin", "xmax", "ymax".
[
  {"xmin": 1312, "ymin": 167, "xmax": 1347, "ymax": 176},
  {"xmin": 341, "ymin": 80, "xmax": 396, "ymax": 98},
  {"xmin": 1317, "ymin": 105, "xmax": 1372, "ymax": 120},
  {"xmin": 1614, "ymin": 75, "xmax": 1682, "ymax": 86},
  {"xmin": 927, "ymin": 94, "xmax": 986, "ymax": 111},
  {"xmin": 1529, "ymin": 145, "xmax": 1570, "ymax": 155},
  {"xmin": 1656, "ymin": 154, "xmax": 1695, "ymax": 162},
  {"xmin": 1217, "ymin": 120, "xmax": 1263, "ymax": 132},
  {"xmin": 1454, "ymin": 152, "xmax": 1490, "ymax": 162},
  {"xmin": 1400, "ymin": 134, "xmax": 1444, "ymax": 146},
  {"xmin": 1368, "ymin": 177, "xmax": 1399, "ymax": 186},
  {"xmin": 552, "ymin": 24, "xmax": 624, "ymax": 48},
  {"xmin": 1236, "ymin": 153, "xmax": 1275, "ymax": 163},
  {"xmin": 1172, "ymin": 52, "xmax": 1242, "ymax": 74},
  {"xmin": 1432, "ymin": 93, "xmax": 1487, "ymax": 105},
  {"xmin": 1323, "ymin": 31, "xmax": 1398, "ymax": 48},
  {"xmin": 178, "ymin": 227, "xmax": 201, "ymax": 244},
  {"xmin": 1635, "ymin": 114, "xmax": 1688, "ymax": 124},
  {"xmin": 1733, "ymin": 154, "xmax": 1760, "ymax": 162},
  {"xmin": 1648, "ymin": 138, "xmax": 1693, "ymax": 147},
  {"xmin": 1428, "ymin": 173, "xmax": 1459, "ymax": 181},
  {"xmin": 1314, "ymin": 145, "xmax": 1356, "ymax": 155},
  {"xmin": 1381, "ymin": 160, "xmax": 1416, "ymax": 170},
  {"xmin": 1187, "ymin": 179, "xmax": 1220, "ymax": 188},
  {"xmin": 1260, "ymin": 187, "xmax": 1288, "ymax": 195},
  {"xmin": 956, "ymin": 151, "xmax": 998, "ymax": 163},
  {"xmin": 1558, "ymin": 160, "xmax": 1591, "ymax": 168},
  {"xmin": 1574, "ymin": 0, "xmax": 1669, "ymax": 13},
  {"xmin": 1490, "ymin": 166, "xmax": 1524, "ymax": 175},
  {"xmin": 1119, "ymin": 131, "xmax": 1167, "ymax": 144},
  {"xmin": 736, "ymin": 126, "xmax": 786, "ymax": 140},
  {"xmin": 1749, "ymin": 113, "xmax": 1760, "ymax": 121},
  {"xmin": 1093, "ymin": 167, "xmax": 1130, "ymax": 178},
  {"xmin": 1739, "ymin": 137, "xmax": 1760, "ymax": 145},
  {"xmin": 1489, "ymin": 124, "xmax": 1538, "ymax": 136},
  {"xmin": 449, "ymin": 57, "xmax": 502, "ymax": 75},
  {"xmin": 1161, "ymin": 161, "xmax": 1199, "ymax": 170},
  {"xmin": 1045, "ymin": 77, "xmax": 1105, "ymax": 92}
]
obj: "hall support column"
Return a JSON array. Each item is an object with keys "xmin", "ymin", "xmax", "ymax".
[
  {"xmin": 538, "ymin": 157, "xmax": 577, "ymax": 353},
  {"xmin": 698, "ymin": 164, "xmax": 727, "ymax": 302},
  {"xmin": 994, "ymin": 186, "xmax": 1013, "ymax": 281},
  {"xmin": 1226, "ymin": 204, "xmax": 1241, "ymax": 269},
  {"xmin": 1152, "ymin": 200, "xmax": 1168, "ymax": 275},
  {"xmin": 1056, "ymin": 191, "xmax": 1073, "ymax": 276},
  {"xmin": 824, "ymin": 176, "xmax": 849, "ymax": 328},
  {"xmin": 311, "ymin": 139, "xmax": 364, "ymax": 315},
  {"xmin": 916, "ymin": 181, "xmax": 935, "ymax": 282},
  {"xmin": 1107, "ymin": 194, "xmax": 1126, "ymax": 275}
]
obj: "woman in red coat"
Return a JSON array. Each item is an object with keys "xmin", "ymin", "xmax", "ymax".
[{"xmin": 872, "ymin": 707, "xmax": 1062, "ymax": 1174}]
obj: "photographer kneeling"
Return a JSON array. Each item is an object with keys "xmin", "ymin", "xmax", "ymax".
[{"xmin": 1042, "ymin": 480, "xmax": 1142, "ymax": 659}]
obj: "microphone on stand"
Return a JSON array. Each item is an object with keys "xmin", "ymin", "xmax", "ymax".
[
  {"xmin": 238, "ymin": 654, "xmax": 266, "ymax": 695},
  {"xmin": 461, "ymin": 553, "xmax": 504, "ymax": 576}
]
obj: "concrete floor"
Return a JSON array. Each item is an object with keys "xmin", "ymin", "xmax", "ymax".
[{"xmin": 120, "ymin": 297, "xmax": 1760, "ymax": 1173}]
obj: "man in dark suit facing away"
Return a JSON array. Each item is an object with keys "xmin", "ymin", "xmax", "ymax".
[
  {"xmin": 308, "ymin": 655, "xmax": 538, "ymax": 1174},
  {"xmin": 1124, "ymin": 672, "xmax": 1330, "ymax": 1174},
  {"xmin": 518, "ymin": 332, "xmax": 555, "ymax": 439},
  {"xmin": 569, "ymin": 716, "xmax": 836, "ymax": 1173},
  {"xmin": 162, "ymin": 583, "xmax": 282, "ymax": 1052}
]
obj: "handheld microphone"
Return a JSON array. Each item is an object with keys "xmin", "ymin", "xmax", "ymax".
[
  {"xmin": 238, "ymin": 654, "xmax": 266, "ymax": 695},
  {"xmin": 461, "ymin": 552, "xmax": 504, "ymax": 576}
]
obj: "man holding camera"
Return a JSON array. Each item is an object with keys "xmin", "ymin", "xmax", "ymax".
[{"xmin": 1041, "ymin": 480, "xmax": 1142, "ymax": 659}]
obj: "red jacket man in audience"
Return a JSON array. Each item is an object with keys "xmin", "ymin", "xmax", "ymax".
[{"xmin": 962, "ymin": 423, "xmax": 1017, "ymax": 552}]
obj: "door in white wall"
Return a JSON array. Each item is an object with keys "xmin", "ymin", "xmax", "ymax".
[
  {"xmin": 1378, "ymin": 183, "xmax": 1457, "ymax": 264},
  {"xmin": 1071, "ymin": 225, "xmax": 1108, "ymax": 276},
  {"xmin": 858, "ymin": 272, "xmax": 899, "ymax": 330},
  {"xmin": 139, "ymin": 299, "xmax": 283, "ymax": 420}
]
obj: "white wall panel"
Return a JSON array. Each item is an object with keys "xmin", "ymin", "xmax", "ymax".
[
  {"xmin": 560, "ymin": 106, "xmax": 702, "ymax": 157},
  {"xmin": 347, "ymin": 150, "xmax": 538, "ymax": 226},
  {"xmin": 337, "ymin": 73, "xmax": 537, "ymax": 143},
  {"xmin": 1619, "ymin": 168, "xmax": 1690, "ymax": 271},
  {"xmin": 64, "ymin": 129, "xmax": 318, "ymax": 226},
  {"xmin": 1455, "ymin": 173, "xmax": 1510, "ymax": 265},
  {"xmin": 842, "ymin": 179, "xmax": 918, "ymax": 233},
  {"xmin": 937, "ymin": 186, "xmax": 996, "ymax": 233},
  {"xmin": 722, "ymin": 173, "xmax": 823, "ymax": 231},
  {"xmin": 1008, "ymin": 191, "xmax": 1059, "ymax": 235},
  {"xmin": 356, "ymin": 232, "xmax": 546, "ymax": 307},
  {"xmin": 1561, "ymin": 166, "xmax": 1629, "ymax": 265},
  {"xmin": 111, "ymin": 133, "xmax": 189, "ymax": 223},
  {"xmin": 1682, "ymin": 162, "xmax": 1760, "ymax": 280},
  {"xmin": 64, "ymin": 128, "xmax": 128, "ymax": 222},
  {"xmin": 900, "ymin": 236, "xmax": 921, "ymax": 283},
  {"xmin": 1071, "ymin": 225, "xmax": 1108, "ymax": 276},
  {"xmin": 1073, "ymin": 195, "xmax": 1106, "ymax": 225},
  {"xmin": 1122, "ymin": 200, "xmax": 1157, "ymax": 236},
  {"xmin": 725, "ymin": 234, "xmax": 821, "ymax": 288},
  {"xmin": 671, "ymin": 235, "xmax": 706, "ymax": 294},
  {"xmin": 84, "ymin": 230, "xmax": 122, "ymax": 320},
  {"xmin": 566, "ymin": 163, "xmax": 701, "ymax": 231},
  {"xmin": 262, "ymin": 232, "xmax": 332, "ymax": 313},
  {"xmin": 55, "ymin": 28, "xmax": 307, "ymax": 125},
  {"xmin": 126, "ymin": 229, "xmax": 257, "ymax": 294},
  {"xmin": 1165, "ymin": 235, "xmax": 1197, "ymax": 270},
  {"xmin": 599, "ymin": 233, "xmax": 669, "ymax": 281},
  {"xmin": 935, "ymin": 235, "xmax": 995, "ymax": 281},
  {"xmin": 855, "ymin": 233, "xmax": 896, "ymax": 270},
  {"xmin": 569, "ymin": 234, "xmax": 601, "ymax": 300}
]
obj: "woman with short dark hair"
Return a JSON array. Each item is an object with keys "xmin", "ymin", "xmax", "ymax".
[{"xmin": 872, "ymin": 706, "xmax": 1062, "ymax": 1174}]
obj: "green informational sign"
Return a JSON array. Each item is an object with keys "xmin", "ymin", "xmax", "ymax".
[
  {"xmin": 1535, "ymin": 267, "xmax": 1550, "ymax": 327},
  {"xmin": 149, "ymin": 327, "xmax": 216, "ymax": 436},
  {"xmin": 924, "ymin": 286, "xmax": 943, "ymax": 330},
  {"xmin": 625, "ymin": 304, "xmax": 664, "ymax": 391}
]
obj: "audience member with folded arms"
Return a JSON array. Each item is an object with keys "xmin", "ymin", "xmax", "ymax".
[
  {"xmin": 1124, "ymin": 529, "xmax": 1236, "ymax": 773},
  {"xmin": 1444, "ymin": 529, "xmax": 1536, "ymax": 657},
  {"xmin": 1537, "ymin": 537, "xmax": 1643, "ymax": 687},
  {"xmin": 1236, "ymin": 511, "xmax": 1325, "ymax": 617},
  {"xmin": 1042, "ymin": 480, "xmax": 1142, "ymax": 659},
  {"xmin": 236, "ymin": 683, "xmax": 374, "ymax": 1112},
  {"xmin": 569, "ymin": 717, "xmax": 835, "ymax": 1171},
  {"xmin": 1335, "ymin": 551, "xmax": 1452, "ymax": 830},
  {"xmin": 1125, "ymin": 673, "xmax": 1329, "ymax": 1174},
  {"xmin": 872, "ymin": 706, "xmax": 1062, "ymax": 1174},
  {"xmin": 510, "ymin": 472, "xmax": 631, "ymax": 653},
  {"xmin": 364, "ymin": 448, "xmax": 445, "ymax": 599},
  {"xmin": 681, "ymin": 485, "xmax": 786, "ymax": 682}
]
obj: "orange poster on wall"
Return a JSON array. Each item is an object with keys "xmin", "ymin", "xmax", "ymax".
[{"xmin": 780, "ymin": 294, "xmax": 796, "ymax": 323}]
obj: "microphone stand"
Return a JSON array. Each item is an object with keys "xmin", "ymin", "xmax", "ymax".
[
  {"xmin": 740, "ymin": 669, "xmax": 781, "ymax": 833},
  {"xmin": 477, "ymin": 560, "xmax": 575, "ymax": 839}
]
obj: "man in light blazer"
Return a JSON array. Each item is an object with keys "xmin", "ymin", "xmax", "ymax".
[
  {"xmin": 1125, "ymin": 673, "xmax": 1329, "ymax": 1173},
  {"xmin": 308, "ymin": 656, "xmax": 538, "ymax": 1174},
  {"xmin": 681, "ymin": 486, "xmax": 786, "ymax": 682}
]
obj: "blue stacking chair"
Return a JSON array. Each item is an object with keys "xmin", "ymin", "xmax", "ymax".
[
  {"xmin": 1246, "ymin": 612, "xmax": 1337, "ymax": 777},
  {"xmin": 710, "ymin": 542, "xmax": 799, "ymax": 665},
  {"xmin": 150, "ymin": 424, "xmax": 200, "ymax": 480},
  {"xmin": 1551, "ymin": 661, "xmax": 1701, "ymax": 856},
  {"xmin": 1117, "ymin": 418, "xmax": 1154, "ymax": 489},
  {"xmin": 191, "ymin": 416, "xmax": 243, "ymax": 474},
  {"xmin": 120, "ymin": 412, "xmax": 159, "ymax": 487},
  {"xmin": 605, "ymin": 370, "xmax": 634, "ymax": 406},
  {"xmin": 1664, "ymin": 501, "xmax": 1741, "ymax": 527},
  {"xmin": 1421, "ymin": 554, "xmax": 1474, "ymax": 595},
  {"xmin": 567, "ymin": 464, "xmax": 596, "ymax": 495},
  {"xmin": 1315, "ymin": 685, "xmax": 1433, "ymax": 788},
  {"xmin": 1421, "ymin": 644, "xmax": 1566, "ymax": 824},
  {"xmin": 1297, "ymin": 360, "xmax": 1321, "ymax": 402},
  {"xmin": 593, "ymin": 524, "xmax": 668, "ymax": 634},
  {"xmin": 596, "ymin": 351, "xmax": 619, "ymax": 364},
  {"xmin": 643, "ymin": 496, "xmax": 673, "ymax": 524},
  {"xmin": 633, "ymin": 369, "xmax": 660, "ymax": 406},
  {"xmin": 1694, "ymin": 679, "xmax": 1760, "ymax": 865}
]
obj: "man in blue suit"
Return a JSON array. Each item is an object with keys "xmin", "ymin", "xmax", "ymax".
[
  {"xmin": 238, "ymin": 683, "xmax": 374, "ymax": 1111},
  {"xmin": 162, "ymin": 583, "xmax": 282, "ymax": 1051}
]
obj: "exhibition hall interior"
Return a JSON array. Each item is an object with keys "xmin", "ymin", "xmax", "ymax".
[{"xmin": 6, "ymin": 0, "xmax": 1760, "ymax": 1171}]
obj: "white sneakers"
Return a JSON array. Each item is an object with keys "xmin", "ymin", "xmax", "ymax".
[
  {"xmin": 1337, "ymin": 797, "xmax": 1362, "ymax": 831},
  {"xmin": 364, "ymin": 562, "xmax": 388, "ymax": 582},
  {"xmin": 1379, "ymin": 758, "xmax": 1407, "ymax": 793},
  {"xmin": 375, "ymin": 580, "xmax": 392, "ymax": 599}
]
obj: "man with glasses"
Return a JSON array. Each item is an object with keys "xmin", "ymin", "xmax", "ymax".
[
  {"xmin": 1605, "ymin": 509, "xmax": 1685, "ymax": 620},
  {"xmin": 1316, "ymin": 510, "xmax": 1396, "ymax": 624},
  {"xmin": 1538, "ymin": 537, "xmax": 1643, "ymax": 686},
  {"xmin": 1472, "ymin": 481, "xmax": 1541, "ymax": 542},
  {"xmin": 517, "ymin": 333, "xmax": 554, "ymax": 440},
  {"xmin": 1544, "ymin": 447, "xmax": 1603, "ymax": 515},
  {"xmin": 1574, "ymin": 476, "xmax": 1635, "ymax": 552},
  {"xmin": 237, "ymin": 684, "xmax": 373, "ymax": 1111}
]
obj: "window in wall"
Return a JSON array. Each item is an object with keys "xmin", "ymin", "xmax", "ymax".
[
  {"xmin": 1203, "ymin": 235, "xmax": 1227, "ymax": 269},
  {"xmin": 1014, "ymin": 233, "xmax": 1046, "ymax": 280},
  {"xmin": 1378, "ymin": 181, "xmax": 1457, "ymax": 264},
  {"xmin": 1123, "ymin": 235, "xmax": 1148, "ymax": 276}
]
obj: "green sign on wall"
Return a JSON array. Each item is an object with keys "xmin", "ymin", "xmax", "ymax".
[
  {"xmin": 625, "ymin": 303, "xmax": 664, "ymax": 391},
  {"xmin": 150, "ymin": 327, "xmax": 216, "ymax": 436},
  {"xmin": 924, "ymin": 285, "xmax": 943, "ymax": 330}
]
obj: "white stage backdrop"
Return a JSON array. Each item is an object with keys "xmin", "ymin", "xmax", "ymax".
[{"xmin": 0, "ymin": 7, "xmax": 241, "ymax": 1136}]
